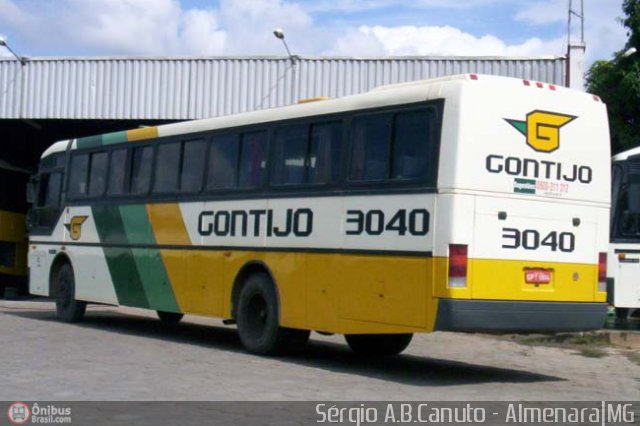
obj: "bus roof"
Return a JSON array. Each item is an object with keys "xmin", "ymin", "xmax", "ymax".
[
  {"xmin": 40, "ymin": 73, "xmax": 598, "ymax": 159},
  {"xmin": 612, "ymin": 146, "xmax": 640, "ymax": 162}
]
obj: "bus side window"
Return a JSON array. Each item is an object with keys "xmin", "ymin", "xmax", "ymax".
[
  {"xmin": 207, "ymin": 134, "xmax": 239, "ymax": 190},
  {"xmin": 181, "ymin": 139, "xmax": 207, "ymax": 193},
  {"xmin": 272, "ymin": 124, "xmax": 308, "ymax": 186},
  {"xmin": 88, "ymin": 152, "xmax": 108, "ymax": 197},
  {"xmin": 238, "ymin": 131, "xmax": 267, "ymax": 189},
  {"xmin": 392, "ymin": 109, "xmax": 435, "ymax": 181},
  {"xmin": 153, "ymin": 142, "xmax": 181, "ymax": 193},
  {"xmin": 130, "ymin": 146, "xmax": 153, "ymax": 195},
  {"xmin": 68, "ymin": 154, "xmax": 89, "ymax": 198},
  {"xmin": 107, "ymin": 149, "xmax": 127, "ymax": 196},
  {"xmin": 349, "ymin": 114, "xmax": 392, "ymax": 181},
  {"xmin": 309, "ymin": 121, "xmax": 342, "ymax": 184}
]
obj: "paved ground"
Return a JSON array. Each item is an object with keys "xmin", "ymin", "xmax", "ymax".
[{"xmin": 1, "ymin": 299, "xmax": 639, "ymax": 401}]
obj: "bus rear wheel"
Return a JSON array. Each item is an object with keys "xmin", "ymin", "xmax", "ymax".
[
  {"xmin": 157, "ymin": 311, "xmax": 184, "ymax": 324},
  {"xmin": 236, "ymin": 272, "xmax": 309, "ymax": 355},
  {"xmin": 53, "ymin": 263, "xmax": 86, "ymax": 323},
  {"xmin": 345, "ymin": 333, "xmax": 413, "ymax": 356}
]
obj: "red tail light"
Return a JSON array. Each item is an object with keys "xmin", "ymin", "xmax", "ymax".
[
  {"xmin": 448, "ymin": 244, "xmax": 468, "ymax": 288},
  {"xmin": 598, "ymin": 252, "xmax": 607, "ymax": 291}
]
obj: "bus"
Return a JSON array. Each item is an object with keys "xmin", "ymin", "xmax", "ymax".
[
  {"xmin": 0, "ymin": 162, "xmax": 30, "ymax": 296},
  {"xmin": 27, "ymin": 74, "xmax": 610, "ymax": 356},
  {"xmin": 608, "ymin": 147, "xmax": 640, "ymax": 319}
]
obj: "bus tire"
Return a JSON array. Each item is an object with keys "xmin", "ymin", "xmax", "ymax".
[
  {"xmin": 345, "ymin": 333, "xmax": 413, "ymax": 356},
  {"xmin": 236, "ymin": 272, "xmax": 310, "ymax": 355},
  {"xmin": 157, "ymin": 311, "xmax": 184, "ymax": 324},
  {"xmin": 53, "ymin": 263, "xmax": 86, "ymax": 323},
  {"xmin": 615, "ymin": 308, "xmax": 631, "ymax": 320}
]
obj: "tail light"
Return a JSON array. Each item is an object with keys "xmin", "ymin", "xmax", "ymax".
[
  {"xmin": 448, "ymin": 244, "xmax": 468, "ymax": 288},
  {"xmin": 598, "ymin": 252, "xmax": 607, "ymax": 292}
]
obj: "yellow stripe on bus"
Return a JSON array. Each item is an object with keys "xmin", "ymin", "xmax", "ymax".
[
  {"xmin": 144, "ymin": 205, "xmax": 605, "ymax": 333},
  {"xmin": 126, "ymin": 127, "xmax": 159, "ymax": 142},
  {"xmin": 146, "ymin": 203, "xmax": 223, "ymax": 316},
  {"xmin": 434, "ymin": 257, "xmax": 606, "ymax": 303}
]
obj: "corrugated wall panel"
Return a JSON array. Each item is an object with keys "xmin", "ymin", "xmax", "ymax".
[
  {"xmin": 0, "ymin": 61, "xmax": 22, "ymax": 117},
  {"xmin": 0, "ymin": 56, "xmax": 565, "ymax": 120}
]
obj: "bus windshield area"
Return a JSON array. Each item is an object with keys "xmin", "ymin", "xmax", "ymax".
[{"xmin": 615, "ymin": 175, "xmax": 640, "ymax": 238}]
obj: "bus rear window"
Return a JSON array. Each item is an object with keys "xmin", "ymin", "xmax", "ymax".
[{"xmin": 392, "ymin": 110, "xmax": 434, "ymax": 180}]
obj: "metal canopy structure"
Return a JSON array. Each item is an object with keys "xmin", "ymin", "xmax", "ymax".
[{"xmin": 0, "ymin": 55, "xmax": 566, "ymax": 121}]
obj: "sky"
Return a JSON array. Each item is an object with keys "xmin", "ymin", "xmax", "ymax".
[{"xmin": 0, "ymin": 0, "xmax": 629, "ymax": 67}]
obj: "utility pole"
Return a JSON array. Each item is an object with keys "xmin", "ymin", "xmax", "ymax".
[{"xmin": 566, "ymin": 0, "xmax": 586, "ymax": 90}]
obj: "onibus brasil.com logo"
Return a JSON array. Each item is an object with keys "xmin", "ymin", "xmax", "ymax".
[
  {"xmin": 7, "ymin": 402, "xmax": 71, "ymax": 424},
  {"xmin": 505, "ymin": 110, "xmax": 577, "ymax": 153}
]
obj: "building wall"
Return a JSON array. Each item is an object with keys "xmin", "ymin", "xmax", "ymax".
[{"xmin": 0, "ymin": 56, "xmax": 566, "ymax": 121}]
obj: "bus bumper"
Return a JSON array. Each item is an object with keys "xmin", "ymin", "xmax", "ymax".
[{"xmin": 434, "ymin": 299, "xmax": 607, "ymax": 333}]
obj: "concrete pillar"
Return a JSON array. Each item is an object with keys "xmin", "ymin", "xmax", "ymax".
[{"xmin": 566, "ymin": 42, "xmax": 586, "ymax": 91}]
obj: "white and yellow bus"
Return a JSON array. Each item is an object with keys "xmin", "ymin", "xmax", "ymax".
[
  {"xmin": 27, "ymin": 74, "xmax": 610, "ymax": 356},
  {"xmin": 608, "ymin": 147, "xmax": 640, "ymax": 319}
]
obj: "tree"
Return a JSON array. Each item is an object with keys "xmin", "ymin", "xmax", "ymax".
[{"xmin": 586, "ymin": 0, "xmax": 640, "ymax": 154}]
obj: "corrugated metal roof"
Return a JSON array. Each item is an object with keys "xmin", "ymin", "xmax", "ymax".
[{"xmin": 0, "ymin": 55, "xmax": 565, "ymax": 120}]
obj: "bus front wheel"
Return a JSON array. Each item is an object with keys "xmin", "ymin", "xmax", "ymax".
[
  {"xmin": 236, "ymin": 272, "xmax": 309, "ymax": 355},
  {"xmin": 345, "ymin": 333, "xmax": 413, "ymax": 356},
  {"xmin": 53, "ymin": 263, "xmax": 86, "ymax": 323}
]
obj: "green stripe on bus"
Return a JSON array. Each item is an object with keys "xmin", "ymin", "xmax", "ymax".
[
  {"xmin": 102, "ymin": 131, "xmax": 128, "ymax": 145},
  {"xmin": 119, "ymin": 205, "xmax": 180, "ymax": 313},
  {"xmin": 76, "ymin": 131, "xmax": 128, "ymax": 149},
  {"xmin": 76, "ymin": 135, "xmax": 103, "ymax": 149},
  {"xmin": 92, "ymin": 205, "xmax": 150, "ymax": 308}
]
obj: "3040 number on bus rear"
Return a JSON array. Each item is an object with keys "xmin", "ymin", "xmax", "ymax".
[{"xmin": 501, "ymin": 228, "xmax": 575, "ymax": 252}]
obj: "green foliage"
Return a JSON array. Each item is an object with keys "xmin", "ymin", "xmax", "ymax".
[{"xmin": 586, "ymin": 0, "xmax": 640, "ymax": 154}]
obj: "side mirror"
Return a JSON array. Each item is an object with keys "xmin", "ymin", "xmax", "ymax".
[{"xmin": 26, "ymin": 175, "xmax": 38, "ymax": 205}]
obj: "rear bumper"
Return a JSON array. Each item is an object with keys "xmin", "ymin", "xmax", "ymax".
[{"xmin": 434, "ymin": 299, "xmax": 607, "ymax": 333}]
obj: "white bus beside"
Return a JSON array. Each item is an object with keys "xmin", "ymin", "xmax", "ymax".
[
  {"xmin": 27, "ymin": 74, "xmax": 610, "ymax": 356},
  {"xmin": 609, "ymin": 147, "xmax": 640, "ymax": 318}
]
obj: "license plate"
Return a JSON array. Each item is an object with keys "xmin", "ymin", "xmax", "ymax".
[{"xmin": 525, "ymin": 269, "xmax": 551, "ymax": 284}]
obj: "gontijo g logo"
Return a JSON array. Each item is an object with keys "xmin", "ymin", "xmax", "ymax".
[
  {"xmin": 505, "ymin": 110, "xmax": 577, "ymax": 153},
  {"xmin": 64, "ymin": 215, "xmax": 88, "ymax": 241}
]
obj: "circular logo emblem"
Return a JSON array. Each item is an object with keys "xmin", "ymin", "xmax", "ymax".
[{"xmin": 7, "ymin": 402, "xmax": 31, "ymax": 424}]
